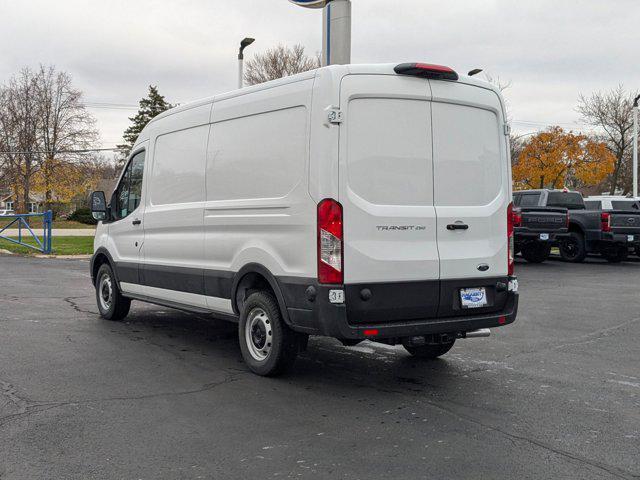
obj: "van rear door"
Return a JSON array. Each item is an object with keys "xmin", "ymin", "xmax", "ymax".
[
  {"xmin": 430, "ymin": 81, "xmax": 510, "ymax": 317},
  {"xmin": 339, "ymin": 75, "xmax": 440, "ymax": 322}
]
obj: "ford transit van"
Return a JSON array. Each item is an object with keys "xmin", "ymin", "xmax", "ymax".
[{"xmin": 89, "ymin": 63, "xmax": 519, "ymax": 376}]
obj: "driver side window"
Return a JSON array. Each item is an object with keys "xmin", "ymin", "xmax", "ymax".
[{"xmin": 113, "ymin": 150, "xmax": 146, "ymax": 221}]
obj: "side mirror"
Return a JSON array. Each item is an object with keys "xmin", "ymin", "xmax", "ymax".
[{"xmin": 90, "ymin": 191, "xmax": 107, "ymax": 221}]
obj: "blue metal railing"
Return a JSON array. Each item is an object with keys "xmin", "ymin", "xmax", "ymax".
[{"xmin": 0, "ymin": 211, "xmax": 52, "ymax": 254}]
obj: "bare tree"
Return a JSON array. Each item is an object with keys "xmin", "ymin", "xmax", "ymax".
[
  {"xmin": 0, "ymin": 66, "xmax": 99, "ymax": 213},
  {"xmin": 483, "ymin": 72, "xmax": 512, "ymax": 93},
  {"xmin": 244, "ymin": 44, "xmax": 320, "ymax": 86},
  {"xmin": 35, "ymin": 66, "xmax": 99, "ymax": 210},
  {"xmin": 0, "ymin": 69, "xmax": 41, "ymax": 213},
  {"xmin": 577, "ymin": 85, "xmax": 638, "ymax": 195}
]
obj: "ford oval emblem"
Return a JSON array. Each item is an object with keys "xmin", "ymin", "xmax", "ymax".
[{"xmin": 477, "ymin": 264, "xmax": 490, "ymax": 272}]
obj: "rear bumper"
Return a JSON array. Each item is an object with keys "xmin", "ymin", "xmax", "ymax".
[
  {"xmin": 279, "ymin": 276, "xmax": 518, "ymax": 341},
  {"xmin": 599, "ymin": 233, "xmax": 640, "ymax": 246},
  {"xmin": 515, "ymin": 230, "xmax": 569, "ymax": 244}
]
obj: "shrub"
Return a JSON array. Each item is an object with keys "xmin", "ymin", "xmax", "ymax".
[{"xmin": 68, "ymin": 207, "xmax": 97, "ymax": 225}]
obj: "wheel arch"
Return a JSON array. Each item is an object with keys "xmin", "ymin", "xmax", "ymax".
[
  {"xmin": 568, "ymin": 221, "xmax": 585, "ymax": 235},
  {"xmin": 90, "ymin": 247, "xmax": 119, "ymax": 286},
  {"xmin": 231, "ymin": 263, "xmax": 291, "ymax": 326}
]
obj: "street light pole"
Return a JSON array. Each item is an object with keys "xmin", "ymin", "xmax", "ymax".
[
  {"xmin": 633, "ymin": 94, "xmax": 640, "ymax": 198},
  {"xmin": 238, "ymin": 37, "xmax": 255, "ymax": 89}
]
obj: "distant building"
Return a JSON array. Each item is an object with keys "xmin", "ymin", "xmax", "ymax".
[{"xmin": 0, "ymin": 191, "xmax": 44, "ymax": 213}]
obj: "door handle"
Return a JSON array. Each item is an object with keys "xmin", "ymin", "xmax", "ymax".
[
  {"xmin": 132, "ymin": 218, "xmax": 142, "ymax": 225},
  {"xmin": 447, "ymin": 223, "xmax": 469, "ymax": 230}
]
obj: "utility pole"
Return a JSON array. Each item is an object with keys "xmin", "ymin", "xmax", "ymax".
[
  {"xmin": 289, "ymin": 0, "xmax": 352, "ymax": 66},
  {"xmin": 238, "ymin": 37, "xmax": 255, "ymax": 89},
  {"xmin": 633, "ymin": 94, "xmax": 639, "ymax": 198}
]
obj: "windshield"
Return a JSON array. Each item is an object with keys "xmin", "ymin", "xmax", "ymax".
[
  {"xmin": 611, "ymin": 200, "xmax": 640, "ymax": 211},
  {"xmin": 547, "ymin": 192, "xmax": 585, "ymax": 210}
]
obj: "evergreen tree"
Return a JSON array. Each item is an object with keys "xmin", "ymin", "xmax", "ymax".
[{"xmin": 117, "ymin": 86, "xmax": 172, "ymax": 162}]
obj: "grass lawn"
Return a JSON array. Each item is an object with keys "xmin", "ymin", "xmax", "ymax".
[
  {"xmin": 0, "ymin": 236, "xmax": 94, "ymax": 255},
  {"xmin": 0, "ymin": 218, "xmax": 95, "ymax": 229}
]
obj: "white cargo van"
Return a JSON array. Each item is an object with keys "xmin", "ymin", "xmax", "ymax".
[{"xmin": 90, "ymin": 63, "xmax": 519, "ymax": 376}]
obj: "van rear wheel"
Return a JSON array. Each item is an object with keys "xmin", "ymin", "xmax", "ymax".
[
  {"xmin": 404, "ymin": 341, "xmax": 455, "ymax": 359},
  {"xmin": 95, "ymin": 263, "xmax": 131, "ymax": 321},
  {"xmin": 239, "ymin": 291, "xmax": 300, "ymax": 376}
]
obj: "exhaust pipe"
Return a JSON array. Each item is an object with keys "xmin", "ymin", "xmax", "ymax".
[{"xmin": 462, "ymin": 328, "xmax": 491, "ymax": 339}]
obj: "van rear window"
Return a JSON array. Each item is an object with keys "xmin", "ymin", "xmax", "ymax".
[
  {"xmin": 432, "ymin": 103, "xmax": 502, "ymax": 207},
  {"xmin": 547, "ymin": 192, "xmax": 585, "ymax": 210},
  {"xmin": 346, "ymin": 98, "xmax": 433, "ymax": 206}
]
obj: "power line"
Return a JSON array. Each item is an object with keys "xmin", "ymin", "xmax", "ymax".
[{"xmin": 0, "ymin": 147, "xmax": 120, "ymax": 154}]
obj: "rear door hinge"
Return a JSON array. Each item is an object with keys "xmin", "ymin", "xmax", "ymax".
[
  {"xmin": 327, "ymin": 108, "xmax": 343, "ymax": 124},
  {"xmin": 504, "ymin": 123, "xmax": 511, "ymax": 136}
]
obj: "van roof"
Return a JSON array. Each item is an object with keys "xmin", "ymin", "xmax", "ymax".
[
  {"xmin": 135, "ymin": 63, "xmax": 502, "ymax": 147},
  {"xmin": 147, "ymin": 63, "xmax": 498, "ymax": 124}
]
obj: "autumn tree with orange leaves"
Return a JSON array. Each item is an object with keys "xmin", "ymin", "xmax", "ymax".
[{"xmin": 512, "ymin": 127, "xmax": 615, "ymax": 190}]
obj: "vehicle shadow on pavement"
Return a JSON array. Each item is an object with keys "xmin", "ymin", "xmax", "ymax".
[{"xmin": 117, "ymin": 302, "xmax": 485, "ymax": 397}]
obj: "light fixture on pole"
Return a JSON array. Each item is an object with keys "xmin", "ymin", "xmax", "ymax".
[
  {"xmin": 238, "ymin": 37, "xmax": 255, "ymax": 89},
  {"xmin": 633, "ymin": 94, "xmax": 639, "ymax": 198}
]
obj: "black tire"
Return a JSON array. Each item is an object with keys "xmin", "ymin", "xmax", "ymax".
[
  {"xmin": 521, "ymin": 243, "xmax": 551, "ymax": 263},
  {"xmin": 602, "ymin": 245, "xmax": 628, "ymax": 263},
  {"xmin": 95, "ymin": 263, "xmax": 131, "ymax": 321},
  {"xmin": 559, "ymin": 232, "xmax": 587, "ymax": 263},
  {"xmin": 239, "ymin": 291, "xmax": 301, "ymax": 376},
  {"xmin": 404, "ymin": 341, "xmax": 455, "ymax": 359}
]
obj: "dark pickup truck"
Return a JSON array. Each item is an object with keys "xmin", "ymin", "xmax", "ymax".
[
  {"xmin": 515, "ymin": 189, "xmax": 640, "ymax": 263},
  {"xmin": 513, "ymin": 192, "xmax": 569, "ymax": 263}
]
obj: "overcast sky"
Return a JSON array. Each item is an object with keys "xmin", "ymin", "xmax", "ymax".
[{"xmin": 1, "ymin": 0, "xmax": 638, "ymax": 151}]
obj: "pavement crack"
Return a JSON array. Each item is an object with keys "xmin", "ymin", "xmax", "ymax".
[
  {"xmin": 63, "ymin": 296, "xmax": 98, "ymax": 315},
  {"xmin": 416, "ymin": 396, "xmax": 638, "ymax": 480},
  {"xmin": 0, "ymin": 404, "xmax": 60, "ymax": 428},
  {"xmin": 552, "ymin": 316, "xmax": 640, "ymax": 350},
  {"xmin": 37, "ymin": 372, "xmax": 245, "ymax": 408},
  {"xmin": 0, "ymin": 373, "xmax": 245, "ymax": 430}
]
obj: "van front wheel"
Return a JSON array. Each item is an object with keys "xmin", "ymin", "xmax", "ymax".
[
  {"xmin": 239, "ymin": 291, "xmax": 299, "ymax": 376},
  {"xmin": 95, "ymin": 263, "xmax": 131, "ymax": 321},
  {"xmin": 404, "ymin": 341, "xmax": 455, "ymax": 359}
]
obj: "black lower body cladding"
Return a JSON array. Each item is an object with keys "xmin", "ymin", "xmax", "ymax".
[
  {"xmin": 92, "ymin": 253, "xmax": 518, "ymax": 342},
  {"xmin": 280, "ymin": 276, "xmax": 518, "ymax": 340}
]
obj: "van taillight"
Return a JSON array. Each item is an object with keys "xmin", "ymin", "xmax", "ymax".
[
  {"xmin": 601, "ymin": 212, "xmax": 611, "ymax": 232},
  {"xmin": 507, "ymin": 202, "xmax": 515, "ymax": 276},
  {"xmin": 566, "ymin": 212, "xmax": 570, "ymax": 228},
  {"xmin": 318, "ymin": 199, "xmax": 343, "ymax": 284}
]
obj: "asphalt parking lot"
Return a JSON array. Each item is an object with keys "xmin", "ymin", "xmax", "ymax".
[{"xmin": 0, "ymin": 255, "xmax": 639, "ymax": 480}]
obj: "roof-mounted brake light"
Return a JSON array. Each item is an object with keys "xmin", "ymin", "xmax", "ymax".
[{"xmin": 394, "ymin": 63, "xmax": 459, "ymax": 81}]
